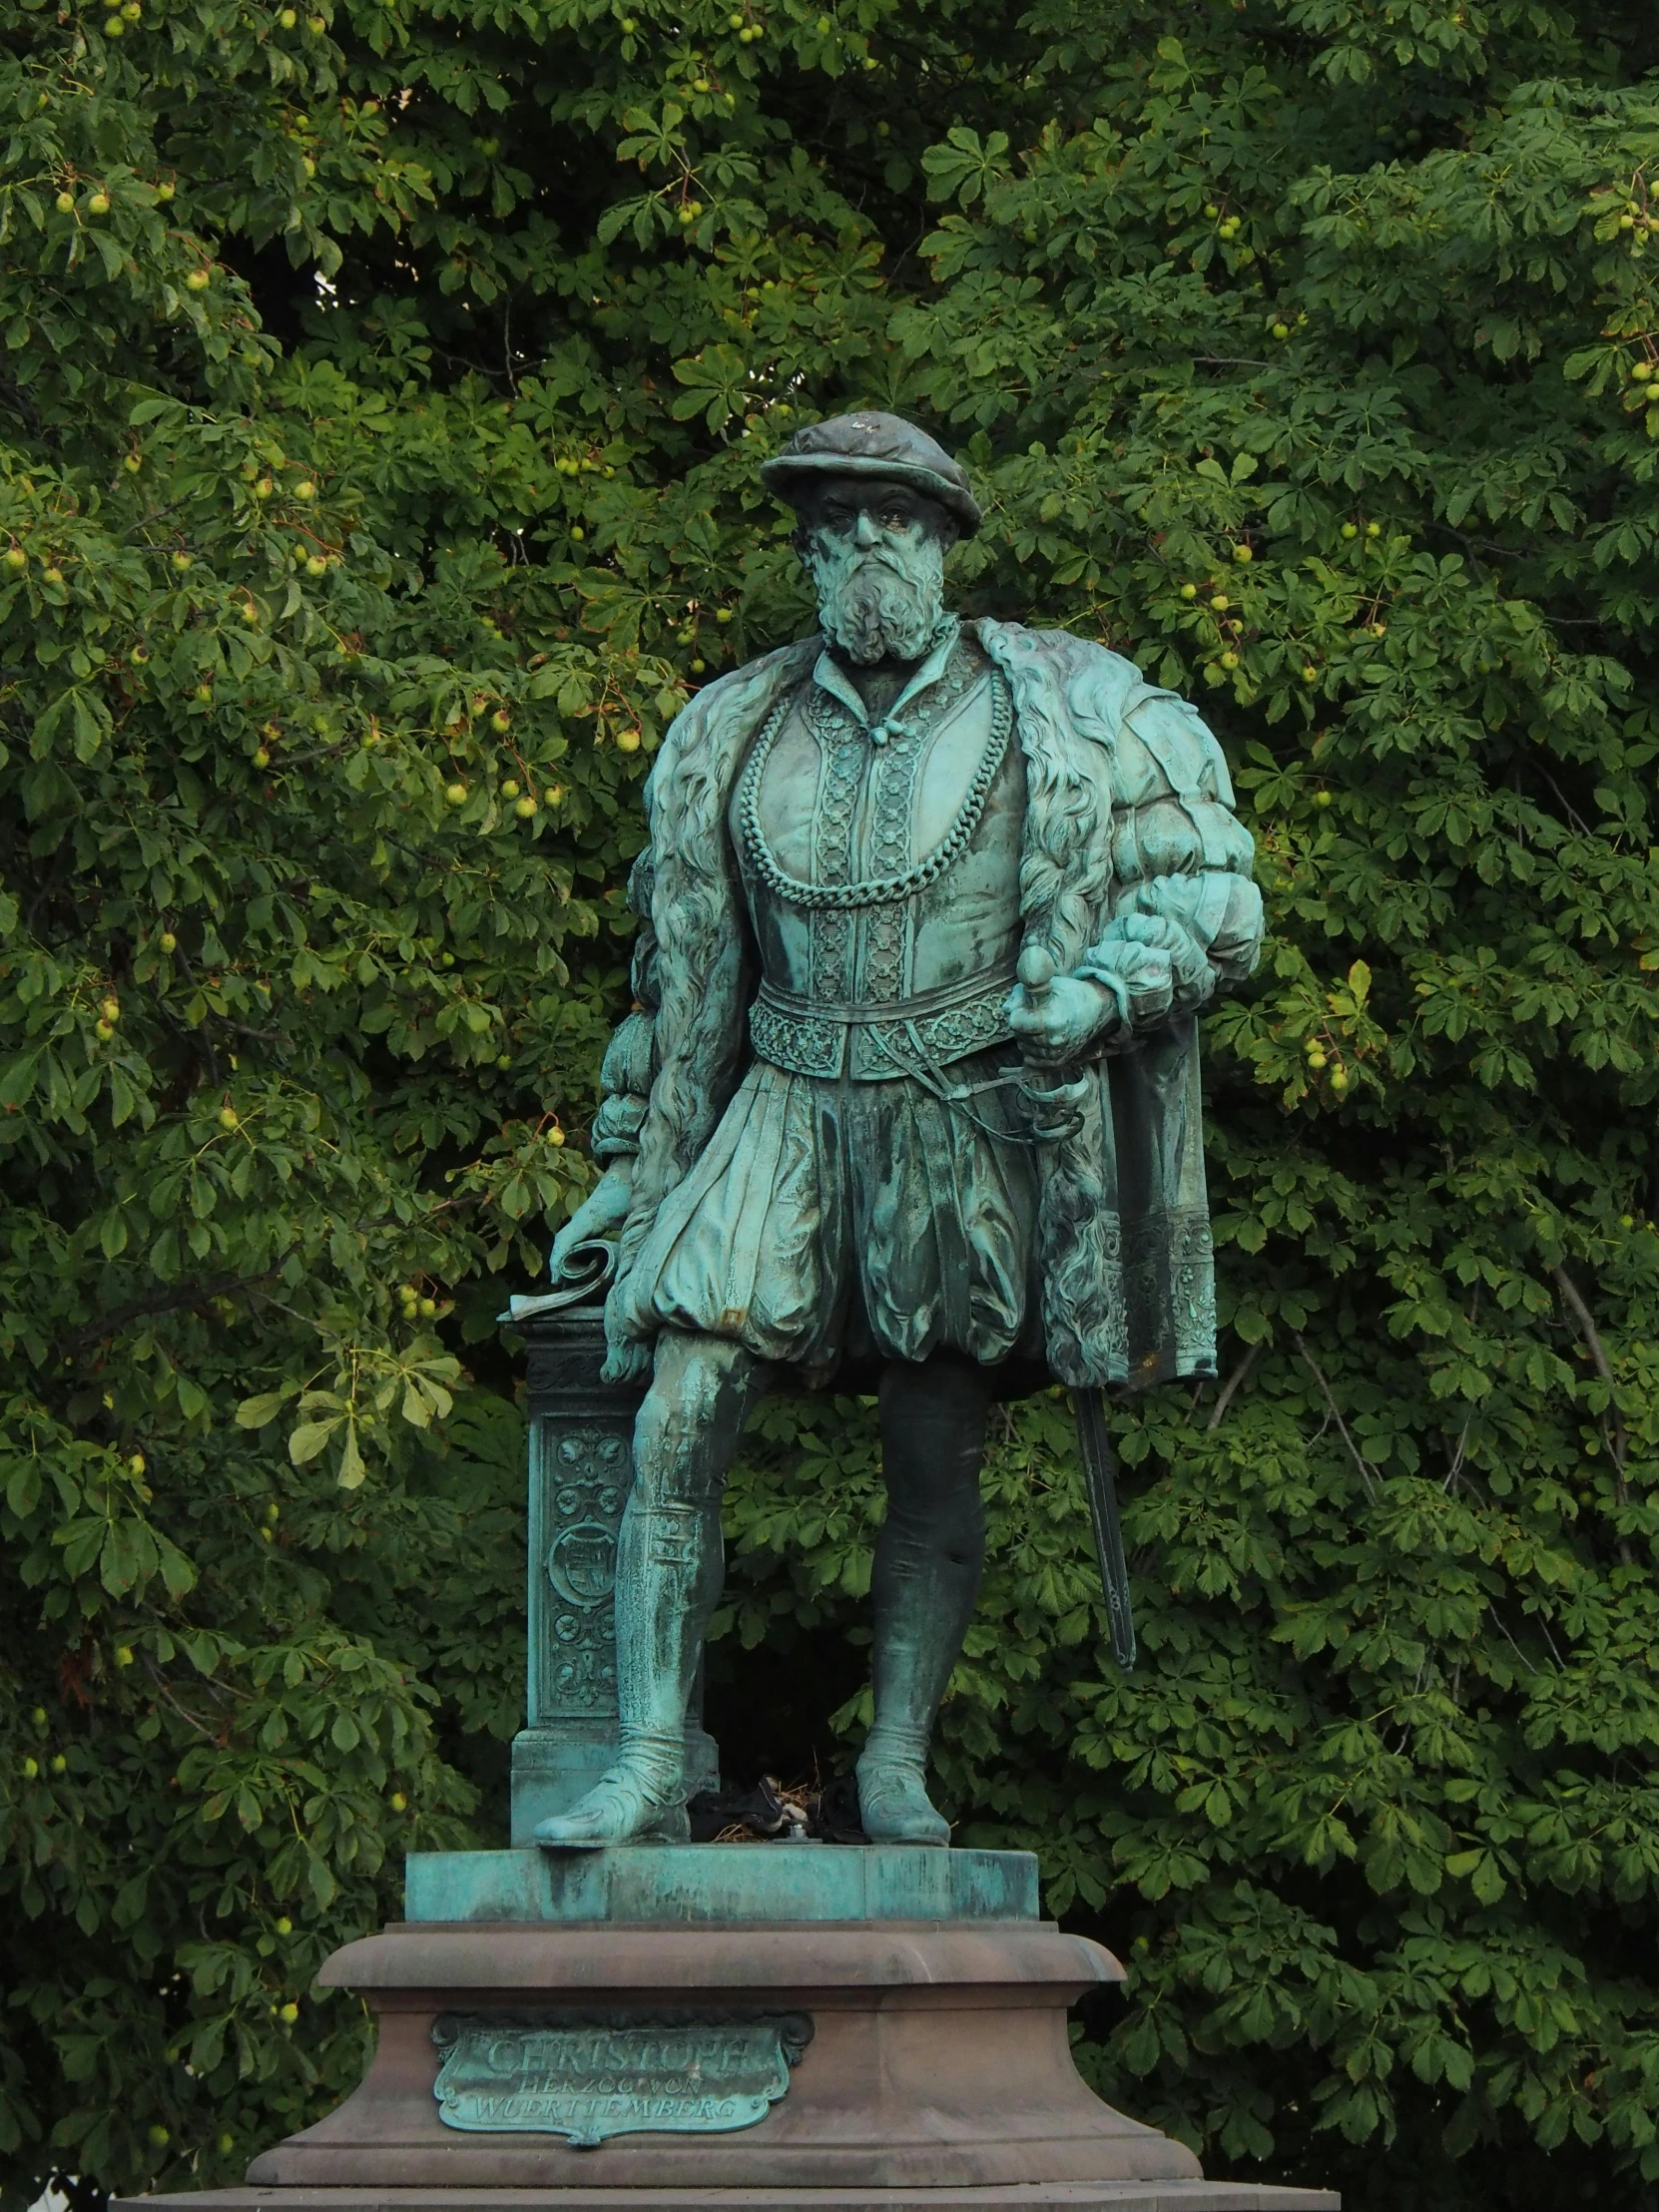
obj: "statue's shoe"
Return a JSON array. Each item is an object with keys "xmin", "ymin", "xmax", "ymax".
[
  {"xmin": 855, "ymin": 1758, "xmax": 950, "ymax": 1847},
  {"xmin": 533, "ymin": 1767, "xmax": 689, "ymax": 1850}
]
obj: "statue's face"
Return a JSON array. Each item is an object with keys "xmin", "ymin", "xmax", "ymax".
[{"xmin": 796, "ymin": 474, "xmax": 953, "ymax": 666}]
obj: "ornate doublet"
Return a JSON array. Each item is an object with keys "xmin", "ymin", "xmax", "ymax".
[{"xmin": 731, "ymin": 624, "xmax": 1025, "ymax": 1082}]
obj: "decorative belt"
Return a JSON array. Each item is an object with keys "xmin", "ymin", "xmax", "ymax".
[{"xmin": 749, "ymin": 964, "xmax": 1018, "ymax": 1082}]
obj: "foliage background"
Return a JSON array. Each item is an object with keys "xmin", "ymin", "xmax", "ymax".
[{"xmin": 1, "ymin": 0, "xmax": 1658, "ymax": 2206}]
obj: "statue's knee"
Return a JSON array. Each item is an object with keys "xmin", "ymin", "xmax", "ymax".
[
  {"xmin": 632, "ymin": 1388, "xmax": 691, "ymax": 1498},
  {"xmin": 632, "ymin": 1337, "xmax": 750, "ymax": 1503}
]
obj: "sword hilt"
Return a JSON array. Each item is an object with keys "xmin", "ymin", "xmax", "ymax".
[
  {"xmin": 1015, "ymin": 944, "xmax": 1088, "ymax": 1140},
  {"xmin": 1016, "ymin": 942, "xmax": 1058, "ymax": 1003}
]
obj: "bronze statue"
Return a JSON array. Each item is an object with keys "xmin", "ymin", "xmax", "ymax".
[{"xmin": 537, "ymin": 412, "xmax": 1262, "ymax": 1850}]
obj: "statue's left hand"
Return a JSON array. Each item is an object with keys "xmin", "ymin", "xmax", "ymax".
[
  {"xmin": 1087, "ymin": 911, "xmax": 1212, "ymax": 1026},
  {"xmin": 1005, "ymin": 971, "xmax": 1120, "ymax": 1066}
]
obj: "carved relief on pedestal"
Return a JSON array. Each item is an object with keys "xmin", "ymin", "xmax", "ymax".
[{"xmin": 531, "ymin": 1423, "xmax": 629, "ymax": 1726}]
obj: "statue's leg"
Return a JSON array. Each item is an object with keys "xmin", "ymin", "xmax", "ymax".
[
  {"xmin": 856, "ymin": 1352, "xmax": 995, "ymax": 1848},
  {"xmin": 534, "ymin": 1330, "xmax": 774, "ymax": 1850}
]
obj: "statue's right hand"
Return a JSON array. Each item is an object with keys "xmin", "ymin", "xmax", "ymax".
[
  {"xmin": 549, "ymin": 1162, "xmax": 635, "ymax": 1279},
  {"xmin": 600, "ymin": 1338, "xmax": 653, "ymax": 1385}
]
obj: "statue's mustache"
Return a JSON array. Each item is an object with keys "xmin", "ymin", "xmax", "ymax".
[{"xmin": 845, "ymin": 545, "xmax": 909, "ymax": 574}]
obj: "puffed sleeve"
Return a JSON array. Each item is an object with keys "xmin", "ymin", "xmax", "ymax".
[
  {"xmin": 1074, "ymin": 689, "xmax": 1263, "ymax": 1025},
  {"xmin": 588, "ymin": 849, "xmax": 660, "ymax": 1164}
]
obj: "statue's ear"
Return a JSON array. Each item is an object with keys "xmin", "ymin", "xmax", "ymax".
[{"xmin": 917, "ymin": 496, "xmax": 959, "ymax": 551}]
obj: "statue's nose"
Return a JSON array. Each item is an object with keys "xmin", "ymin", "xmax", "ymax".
[{"xmin": 853, "ymin": 509, "xmax": 881, "ymax": 548}]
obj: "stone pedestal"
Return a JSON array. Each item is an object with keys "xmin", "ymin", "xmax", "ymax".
[
  {"xmin": 510, "ymin": 1311, "xmax": 717, "ymax": 1843},
  {"xmin": 246, "ymin": 1916, "xmax": 1187, "ymax": 2192},
  {"xmin": 118, "ymin": 1846, "xmax": 1336, "ymax": 2212}
]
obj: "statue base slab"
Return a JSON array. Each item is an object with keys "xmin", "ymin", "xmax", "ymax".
[
  {"xmin": 114, "ymin": 1848, "xmax": 1335, "ymax": 2212},
  {"xmin": 404, "ymin": 1843, "xmax": 1038, "ymax": 1926},
  {"xmin": 122, "ymin": 2184, "xmax": 1335, "ymax": 2211}
]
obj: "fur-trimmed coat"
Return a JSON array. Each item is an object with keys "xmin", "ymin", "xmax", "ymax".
[{"xmin": 590, "ymin": 619, "xmax": 1263, "ymax": 1388}]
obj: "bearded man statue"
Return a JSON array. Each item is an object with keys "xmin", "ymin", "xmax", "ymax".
[{"xmin": 536, "ymin": 412, "xmax": 1263, "ymax": 1851}]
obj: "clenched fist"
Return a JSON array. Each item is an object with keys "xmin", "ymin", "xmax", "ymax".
[{"xmin": 1005, "ymin": 963, "xmax": 1121, "ymax": 1068}]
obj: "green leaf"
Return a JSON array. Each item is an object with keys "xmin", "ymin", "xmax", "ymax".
[
  {"xmin": 236, "ymin": 1391, "xmax": 289, "ymax": 1429},
  {"xmin": 287, "ymin": 1419, "xmax": 340, "ymax": 1465},
  {"xmin": 337, "ymin": 1424, "xmax": 365, "ymax": 1489}
]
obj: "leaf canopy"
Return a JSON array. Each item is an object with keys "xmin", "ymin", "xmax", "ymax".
[{"xmin": 2, "ymin": 0, "xmax": 1658, "ymax": 2205}]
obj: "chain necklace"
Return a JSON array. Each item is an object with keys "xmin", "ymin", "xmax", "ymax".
[{"xmin": 737, "ymin": 658, "xmax": 1012, "ymax": 913}]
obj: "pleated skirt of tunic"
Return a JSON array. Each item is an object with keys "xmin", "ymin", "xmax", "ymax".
[{"xmin": 633, "ymin": 1050, "xmax": 1043, "ymax": 1381}]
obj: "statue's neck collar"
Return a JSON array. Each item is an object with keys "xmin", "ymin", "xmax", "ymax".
[{"xmin": 813, "ymin": 617, "xmax": 960, "ymax": 746}]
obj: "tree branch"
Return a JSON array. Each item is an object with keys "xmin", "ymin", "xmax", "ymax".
[
  {"xmin": 54, "ymin": 1271, "xmax": 277, "ymax": 1361},
  {"xmin": 1293, "ymin": 1332, "xmax": 1381, "ymax": 1502},
  {"xmin": 1550, "ymin": 1264, "xmax": 1627, "ymax": 1468},
  {"xmin": 1207, "ymin": 1340, "xmax": 1262, "ymax": 1429},
  {"xmin": 1551, "ymin": 1263, "xmax": 1634, "ymax": 1565},
  {"xmin": 140, "ymin": 1656, "xmax": 226, "ymax": 1742}
]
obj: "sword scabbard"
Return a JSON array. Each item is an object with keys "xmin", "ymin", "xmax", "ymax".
[
  {"xmin": 1074, "ymin": 1384, "xmax": 1137, "ymax": 1672},
  {"xmin": 1015, "ymin": 951, "xmax": 1136, "ymax": 1671}
]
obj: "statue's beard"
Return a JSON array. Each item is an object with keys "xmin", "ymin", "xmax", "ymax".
[{"xmin": 804, "ymin": 530, "xmax": 947, "ymax": 665}]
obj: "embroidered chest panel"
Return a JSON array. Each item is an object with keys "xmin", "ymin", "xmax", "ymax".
[{"xmin": 739, "ymin": 639, "xmax": 1010, "ymax": 1007}]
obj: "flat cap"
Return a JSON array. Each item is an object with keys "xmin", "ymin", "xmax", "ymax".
[{"xmin": 761, "ymin": 410, "xmax": 982, "ymax": 537}]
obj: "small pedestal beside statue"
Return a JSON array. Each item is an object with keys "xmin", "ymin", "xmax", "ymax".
[{"xmin": 537, "ymin": 409, "xmax": 1264, "ymax": 1851}]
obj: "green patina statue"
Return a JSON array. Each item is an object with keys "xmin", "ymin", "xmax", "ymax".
[{"xmin": 536, "ymin": 412, "xmax": 1263, "ymax": 1851}]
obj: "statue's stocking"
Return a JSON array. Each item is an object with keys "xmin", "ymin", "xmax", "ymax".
[
  {"xmin": 859, "ymin": 1352, "xmax": 994, "ymax": 1846},
  {"xmin": 535, "ymin": 1331, "xmax": 774, "ymax": 1849}
]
